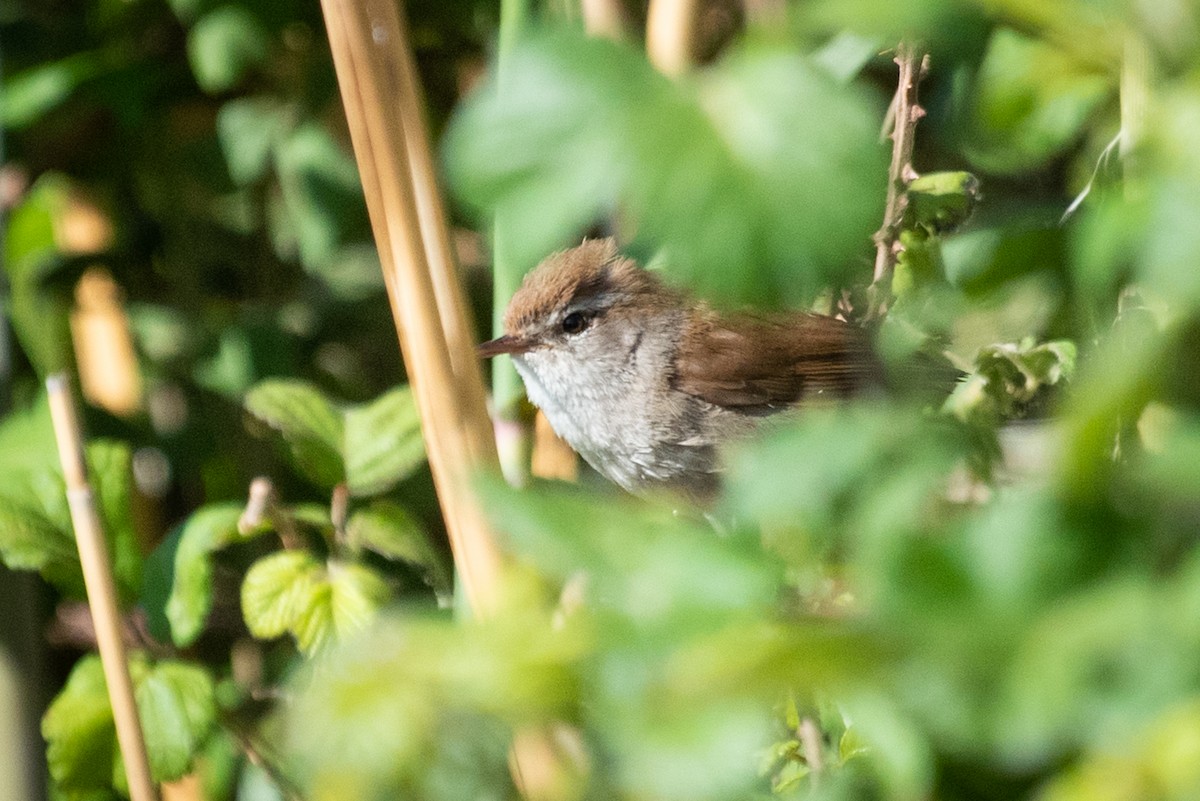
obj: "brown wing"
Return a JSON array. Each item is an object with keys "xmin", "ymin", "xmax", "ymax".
[{"xmin": 673, "ymin": 310, "xmax": 879, "ymax": 411}]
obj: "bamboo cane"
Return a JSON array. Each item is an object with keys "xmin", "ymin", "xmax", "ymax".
[{"xmin": 46, "ymin": 375, "xmax": 159, "ymax": 801}]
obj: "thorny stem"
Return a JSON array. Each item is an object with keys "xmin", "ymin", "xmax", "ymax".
[{"xmin": 868, "ymin": 43, "xmax": 929, "ymax": 320}]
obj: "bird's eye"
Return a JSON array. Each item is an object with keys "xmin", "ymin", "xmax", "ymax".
[{"xmin": 561, "ymin": 312, "xmax": 588, "ymax": 335}]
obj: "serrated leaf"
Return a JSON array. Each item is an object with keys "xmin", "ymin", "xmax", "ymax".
[
  {"xmin": 186, "ymin": 6, "xmax": 269, "ymax": 93},
  {"xmin": 0, "ymin": 497, "xmax": 81, "ymax": 593},
  {"xmin": 43, "ymin": 656, "xmax": 115, "ymax": 792},
  {"xmin": 241, "ymin": 550, "xmax": 324, "ymax": 640},
  {"xmin": 292, "ymin": 580, "xmax": 334, "ymax": 655},
  {"xmin": 166, "ymin": 503, "xmax": 245, "ymax": 647},
  {"xmin": 244, "ymin": 380, "xmax": 345, "ymax": 489},
  {"xmin": 327, "ymin": 560, "xmax": 391, "ymax": 638},
  {"xmin": 346, "ymin": 501, "xmax": 447, "ymax": 593},
  {"xmin": 343, "ymin": 387, "xmax": 425, "ymax": 496},
  {"xmin": 45, "ymin": 655, "xmax": 217, "ymax": 795},
  {"xmin": 135, "ymin": 661, "xmax": 217, "ymax": 782}
]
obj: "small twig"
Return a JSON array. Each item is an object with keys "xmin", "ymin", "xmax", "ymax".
[
  {"xmin": 798, "ymin": 717, "xmax": 824, "ymax": 778},
  {"xmin": 867, "ymin": 43, "xmax": 929, "ymax": 320},
  {"xmin": 330, "ymin": 483, "xmax": 350, "ymax": 548},
  {"xmin": 47, "ymin": 375, "xmax": 160, "ymax": 801},
  {"xmin": 240, "ymin": 477, "xmax": 303, "ymax": 550}
]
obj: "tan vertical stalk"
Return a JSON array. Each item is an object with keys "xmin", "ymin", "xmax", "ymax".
[
  {"xmin": 647, "ymin": 0, "xmax": 701, "ymax": 75},
  {"xmin": 317, "ymin": 2, "xmax": 576, "ymax": 798},
  {"xmin": 581, "ymin": 0, "xmax": 627, "ymax": 39},
  {"xmin": 318, "ymin": 0, "xmax": 504, "ymax": 608},
  {"xmin": 47, "ymin": 375, "xmax": 159, "ymax": 801}
]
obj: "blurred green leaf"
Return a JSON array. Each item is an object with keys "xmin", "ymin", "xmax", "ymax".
[
  {"xmin": 0, "ymin": 396, "xmax": 143, "ymax": 598},
  {"xmin": 241, "ymin": 549, "xmax": 324, "ymax": 641},
  {"xmin": 272, "ymin": 121, "xmax": 369, "ymax": 277},
  {"xmin": 88, "ymin": 440, "xmax": 143, "ymax": 601},
  {"xmin": 1, "ymin": 52, "xmax": 103, "ymax": 130},
  {"xmin": 346, "ymin": 501, "xmax": 449, "ymax": 594},
  {"xmin": 165, "ymin": 502, "xmax": 245, "ymax": 647},
  {"xmin": 903, "ymin": 171, "xmax": 981, "ymax": 233},
  {"xmin": 324, "ymin": 561, "xmax": 391, "ymax": 645},
  {"xmin": 187, "ymin": 6, "xmax": 270, "ymax": 93},
  {"xmin": 245, "ymin": 381, "xmax": 426, "ymax": 494},
  {"xmin": 343, "ymin": 386, "xmax": 424, "ymax": 496},
  {"xmin": 216, "ymin": 96, "xmax": 290, "ymax": 185},
  {"xmin": 43, "ymin": 656, "xmax": 116, "ymax": 792},
  {"xmin": 45, "ymin": 655, "xmax": 216, "ymax": 794},
  {"xmin": 962, "ymin": 28, "xmax": 1113, "ymax": 174},
  {"xmin": 3, "ymin": 174, "xmax": 74, "ymax": 375},
  {"xmin": 244, "ymin": 380, "xmax": 345, "ymax": 489},
  {"xmin": 445, "ymin": 31, "xmax": 886, "ymax": 307},
  {"xmin": 135, "ymin": 661, "xmax": 218, "ymax": 781},
  {"xmin": 241, "ymin": 550, "xmax": 390, "ymax": 654}
]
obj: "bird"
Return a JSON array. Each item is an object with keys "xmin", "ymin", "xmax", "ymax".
[{"xmin": 479, "ymin": 238, "xmax": 880, "ymax": 503}]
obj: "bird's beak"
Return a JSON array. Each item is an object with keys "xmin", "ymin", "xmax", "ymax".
[{"xmin": 478, "ymin": 334, "xmax": 537, "ymax": 358}]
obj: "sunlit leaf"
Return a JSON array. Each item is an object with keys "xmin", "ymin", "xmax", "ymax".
[
  {"xmin": 165, "ymin": 502, "xmax": 246, "ymax": 647},
  {"xmin": 244, "ymin": 380, "xmax": 344, "ymax": 489},
  {"xmin": 343, "ymin": 387, "xmax": 425, "ymax": 496},
  {"xmin": 135, "ymin": 661, "xmax": 217, "ymax": 781},
  {"xmin": 241, "ymin": 549, "xmax": 325, "ymax": 641}
]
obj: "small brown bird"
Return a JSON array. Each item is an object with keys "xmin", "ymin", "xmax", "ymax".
[{"xmin": 479, "ymin": 238, "xmax": 879, "ymax": 501}]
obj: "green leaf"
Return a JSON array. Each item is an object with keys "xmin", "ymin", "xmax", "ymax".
[
  {"xmin": 241, "ymin": 552, "xmax": 390, "ymax": 655},
  {"xmin": 244, "ymin": 382, "xmax": 426, "ymax": 495},
  {"xmin": 346, "ymin": 501, "xmax": 447, "ymax": 593},
  {"xmin": 343, "ymin": 387, "xmax": 425, "ymax": 496},
  {"xmin": 0, "ymin": 497, "xmax": 81, "ymax": 594},
  {"xmin": 187, "ymin": 6, "xmax": 270, "ymax": 93},
  {"xmin": 44, "ymin": 655, "xmax": 217, "ymax": 794},
  {"xmin": 962, "ymin": 28, "xmax": 1112, "ymax": 174},
  {"xmin": 1, "ymin": 52, "xmax": 103, "ymax": 130},
  {"xmin": 166, "ymin": 503, "xmax": 246, "ymax": 647},
  {"xmin": 903, "ymin": 171, "xmax": 982, "ymax": 233},
  {"xmin": 326, "ymin": 560, "xmax": 391, "ymax": 639},
  {"xmin": 244, "ymin": 380, "xmax": 345, "ymax": 489},
  {"xmin": 241, "ymin": 549, "xmax": 324, "ymax": 640},
  {"xmin": 216, "ymin": 97, "xmax": 290, "ymax": 185},
  {"xmin": 43, "ymin": 656, "xmax": 115, "ymax": 792},
  {"xmin": 3, "ymin": 174, "xmax": 73, "ymax": 375},
  {"xmin": 87, "ymin": 441, "xmax": 142, "ymax": 602},
  {"xmin": 445, "ymin": 32, "xmax": 886, "ymax": 308},
  {"xmin": 272, "ymin": 122, "xmax": 368, "ymax": 275},
  {"xmin": 135, "ymin": 661, "xmax": 217, "ymax": 782}
]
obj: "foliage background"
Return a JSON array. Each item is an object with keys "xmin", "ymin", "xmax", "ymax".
[{"xmin": 2, "ymin": 0, "xmax": 1200, "ymax": 800}]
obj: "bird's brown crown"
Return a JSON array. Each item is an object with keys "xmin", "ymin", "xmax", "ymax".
[{"xmin": 502, "ymin": 238, "xmax": 669, "ymax": 334}]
